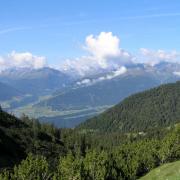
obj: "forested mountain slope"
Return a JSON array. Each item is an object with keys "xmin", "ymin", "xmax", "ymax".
[
  {"xmin": 0, "ymin": 107, "xmax": 179, "ymax": 179},
  {"xmin": 0, "ymin": 108, "xmax": 64, "ymax": 168},
  {"xmin": 78, "ymin": 81, "xmax": 180, "ymax": 132}
]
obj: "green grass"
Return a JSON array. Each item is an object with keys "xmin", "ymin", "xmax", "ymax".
[{"xmin": 140, "ymin": 161, "xmax": 180, "ymax": 180}]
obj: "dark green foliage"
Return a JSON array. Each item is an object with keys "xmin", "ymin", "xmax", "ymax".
[
  {"xmin": 0, "ymin": 154, "xmax": 51, "ymax": 180},
  {"xmin": 0, "ymin": 110, "xmax": 65, "ymax": 169},
  {"xmin": 0, "ymin": 124, "xmax": 179, "ymax": 179},
  {"xmin": 59, "ymin": 125, "xmax": 180, "ymax": 179},
  {"xmin": 78, "ymin": 81, "xmax": 180, "ymax": 132},
  {"xmin": 13, "ymin": 154, "xmax": 50, "ymax": 180}
]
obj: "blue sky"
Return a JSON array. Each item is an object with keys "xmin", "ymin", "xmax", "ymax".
[{"xmin": 1, "ymin": 0, "xmax": 180, "ymax": 65}]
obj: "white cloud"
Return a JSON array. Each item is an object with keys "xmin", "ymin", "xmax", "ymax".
[
  {"xmin": 1, "ymin": 32, "xmax": 180, "ymax": 78},
  {"xmin": 60, "ymin": 32, "xmax": 132, "ymax": 76},
  {"xmin": 102, "ymin": 66, "xmax": 127, "ymax": 80},
  {"xmin": 0, "ymin": 51, "xmax": 46, "ymax": 71},
  {"xmin": 173, "ymin": 71, "xmax": 180, "ymax": 76},
  {"xmin": 139, "ymin": 48, "xmax": 180, "ymax": 66},
  {"xmin": 77, "ymin": 78, "xmax": 91, "ymax": 85},
  {"xmin": 76, "ymin": 66, "xmax": 127, "ymax": 86},
  {"xmin": 85, "ymin": 32, "xmax": 121, "ymax": 59}
]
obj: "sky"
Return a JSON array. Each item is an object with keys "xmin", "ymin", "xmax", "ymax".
[{"xmin": 0, "ymin": 0, "xmax": 180, "ymax": 73}]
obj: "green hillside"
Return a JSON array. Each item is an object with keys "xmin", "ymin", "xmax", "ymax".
[
  {"xmin": 0, "ymin": 107, "xmax": 179, "ymax": 179},
  {"xmin": 0, "ymin": 108, "xmax": 64, "ymax": 168},
  {"xmin": 78, "ymin": 81, "xmax": 180, "ymax": 132},
  {"xmin": 140, "ymin": 161, "xmax": 180, "ymax": 180}
]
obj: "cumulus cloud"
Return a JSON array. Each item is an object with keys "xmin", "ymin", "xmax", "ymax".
[
  {"xmin": 60, "ymin": 33, "xmax": 180, "ymax": 77},
  {"xmin": 138, "ymin": 48, "xmax": 180, "ymax": 66},
  {"xmin": 85, "ymin": 32, "xmax": 121, "ymax": 59},
  {"xmin": 0, "ymin": 51, "xmax": 46, "ymax": 71},
  {"xmin": 1, "ymin": 32, "xmax": 179, "ymax": 78},
  {"xmin": 60, "ymin": 32, "xmax": 132, "ymax": 77}
]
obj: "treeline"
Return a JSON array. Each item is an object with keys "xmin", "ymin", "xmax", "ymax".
[
  {"xmin": 0, "ymin": 108, "xmax": 65, "ymax": 169},
  {"xmin": 78, "ymin": 81, "xmax": 180, "ymax": 133},
  {"xmin": 0, "ymin": 120, "xmax": 179, "ymax": 179}
]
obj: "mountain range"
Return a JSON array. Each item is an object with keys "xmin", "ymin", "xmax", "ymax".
[
  {"xmin": 0, "ymin": 62, "xmax": 180, "ymax": 127},
  {"xmin": 0, "ymin": 67, "xmax": 73, "ymax": 95}
]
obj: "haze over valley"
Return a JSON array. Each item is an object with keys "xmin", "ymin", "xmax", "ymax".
[{"xmin": 0, "ymin": 33, "xmax": 180, "ymax": 127}]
